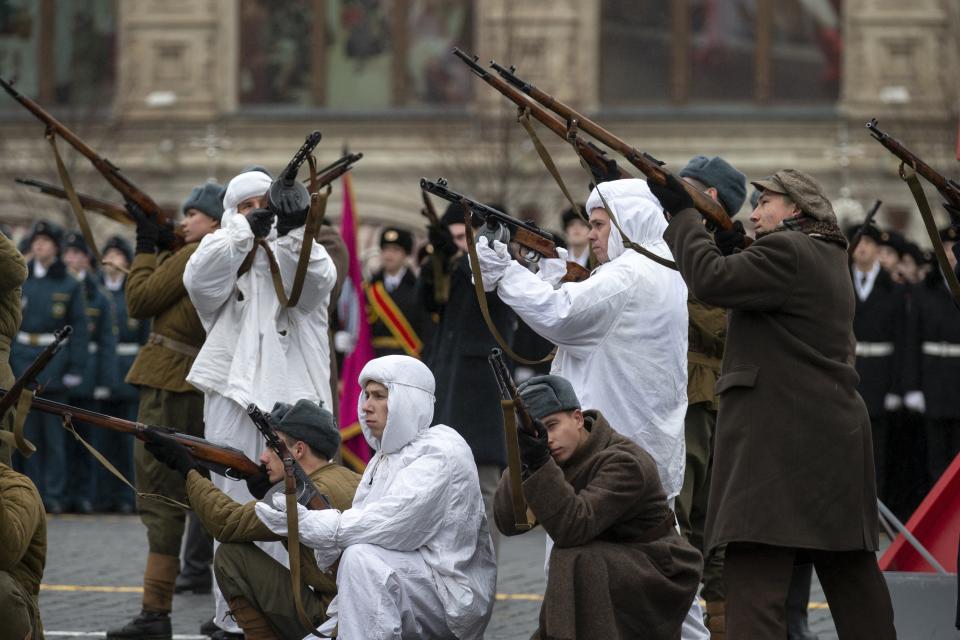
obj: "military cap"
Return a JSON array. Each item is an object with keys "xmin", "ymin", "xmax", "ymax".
[
  {"xmin": 845, "ymin": 223, "xmax": 882, "ymax": 245},
  {"xmin": 941, "ymin": 226, "xmax": 959, "ymax": 243},
  {"xmin": 750, "ymin": 169, "xmax": 836, "ymax": 223},
  {"xmin": 64, "ymin": 230, "xmax": 91, "ymax": 256},
  {"xmin": 561, "ymin": 206, "xmax": 589, "ymax": 229},
  {"xmin": 28, "ymin": 220, "xmax": 64, "ymax": 248},
  {"xmin": 102, "ymin": 235, "xmax": 133, "ymax": 263},
  {"xmin": 878, "ymin": 229, "xmax": 906, "ymax": 254},
  {"xmin": 182, "ymin": 182, "xmax": 226, "ymax": 222},
  {"xmin": 680, "ymin": 155, "xmax": 747, "ymax": 217},
  {"xmin": 379, "ymin": 227, "xmax": 414, "ymax": 254},
  {"xmin": 901, "ymin": 241, "xmax": 924, "ymax": 264},
  {"xmin": 518, "ymin": 375, "xmax": 581, "ymax": 421},
  {"xmin": 268, "ymin": 400, "xmax": 340, "ymax": 461}
]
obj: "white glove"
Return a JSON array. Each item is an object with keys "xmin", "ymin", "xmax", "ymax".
[
  {"xmin": 536, "ymin": 247, "xmax": 570, "ymax": 289},
  {"xmin": 93, "ymin": 386, "xmax": 111, "ymax": 400},
  {"xmin": 314, "ymin": 544, "xmax": 342, "ymax": 572},
  {"xmin": 904, "ymin": 390, "xmax": 926, "ymax": 413},
  {"xmin": 472, "ymin": 236, "xmax": 512, "ymax": 292},
  {"xmin": 62, "ymin": 374, "xmax": 83, "ymax": 389},
  {"xmin": 883, "ymin": 393, "xmax": 902, "ymax": 412},
  {"xmin": 254, "ymin": 493, "xmax": 342, "ymax": 549},
  {"xmin": 333, "ymin": 330, "xmax": 356, "ymax": 354}
]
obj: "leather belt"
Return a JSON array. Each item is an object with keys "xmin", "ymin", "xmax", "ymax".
[
  {"xmin": 16, "ymin": 332, "xmax": 60, "ymax": 347},
  {"xmin": 116, "ymin": 343, "xmax": 140, "ymax": 356},
  {"xmin": 922, "ymin": 341, "xmax": 960, "ymax": 357},
  {"xmin": 855, "ymin": 342, "xmax": 894, "ymax": 357},
  {"xmin": 148, "ymin": 332, "xmax": 200, "ymax": 358}
]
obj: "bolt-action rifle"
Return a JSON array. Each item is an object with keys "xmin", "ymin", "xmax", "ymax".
[
  {"xmin": 420, "ymin": 178, "xmax": 591, "ymax": 283},
  {"xmin": 0, "ymin": 389, "xmax": 260, "ymax": 479},
  {"xmin": 866, "ymin": 119, "xmax": 960, "ymax": 209},
  {"xmin": 0, "ymin": 76, "xmax": 181, "ymax": 245},
  {"xmin": 0, "ymin": 326, "xmax": 72, "ymax": 421},
  {"xmin": 15, "ymin": 178, "xmax": 132, "ymax": 226},
  {"xmin": 461, "ymin": 53, "xmax": 742, "ymax": 239}
]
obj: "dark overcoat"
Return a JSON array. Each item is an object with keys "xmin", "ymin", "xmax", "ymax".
[
  {"xmin": 664, "ymin": 210, "xmax": 879, "ymax": 553},
  {"xmin": 494, "ymin": 411, "xmax": 701, "ymax": 640},
  {"xmin": 904, "ymin": 270, "xmax": 960, "ymax": 419},
  {"xmin": 850, "ymin": 267, "xmax": 908, "ymax": 416},
  {"xmin": 420, "ymin": 253, "xmax": 515, "ymax": 468}
]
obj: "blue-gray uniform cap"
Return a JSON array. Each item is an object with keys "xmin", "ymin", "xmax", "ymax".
[{"xmin": 517, "ymin": 375, "xmax": 581, "ymax": 421}]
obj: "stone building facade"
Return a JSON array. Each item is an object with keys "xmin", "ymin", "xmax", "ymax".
[{"xmin": 0, "ymin": 0, "xmax": 957, "ymax": 256}]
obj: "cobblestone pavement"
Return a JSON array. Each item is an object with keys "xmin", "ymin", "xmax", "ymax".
[{"xmin": 40, "ymin": 514, "xmax": 839, "ymax": 639}]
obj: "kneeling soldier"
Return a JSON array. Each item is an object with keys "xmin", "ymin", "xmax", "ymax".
[
  {"xmin": 145, "ymin": 400, "xmax": 359, "ymax": 639},
  {"xmin": 495, "ymin": 375, "xmax": 702, "ymax": 640},
  {"xmin": 0, "ymin": 461, "xmax": 46, "ymax": 640}
]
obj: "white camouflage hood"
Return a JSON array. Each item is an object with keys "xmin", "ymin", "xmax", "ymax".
[
  {"xmin": 585, "ymin": 178, "xmax": 672, "ymax": 262},
  {"xmin": 358, "ymin": 355, "xmax": 436, "ymax": 454}
]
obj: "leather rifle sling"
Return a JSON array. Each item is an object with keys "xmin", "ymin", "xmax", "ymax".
[
  {"xmin": 900, "ymin": 164, "xmax": 960, "ymax": 305},
  {"xmin": 284, "ymin": 476, "xmax": 321, "ymax": 636},
  {"xmin": 517, "ymin": 108, "xmax": 584, "ymax": 221},
  {"xmin": 501, "ymin": 399, "xmax": 533, "ymax": 530},
  {"xmin": 47, "ymin": 132, "xmax": 102, "ymax": 264},
  {"xmin": 287, "ymin": 188, "xmax": 329, "ymax": 308},
  {"xmin": 463, "ymin": 210, "xmax": 555, "ymax": 366},
  {"xmin": 0, "ymin": 389, "xmax": 36, "ymax": 457}
]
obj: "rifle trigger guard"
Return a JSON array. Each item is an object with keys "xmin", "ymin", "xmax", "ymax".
[{"xmin": 565, "ymin": 119, "xmax": 579, "ymax": 144}]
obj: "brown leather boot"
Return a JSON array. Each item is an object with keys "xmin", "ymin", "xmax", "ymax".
[
  {"xmin": 705, "ymin": 600, "xmax": 725, "ymax": 640},
  {"xmin": 142, "ymin": 552, "xmax": 180, "ymax": 614},
  {"xmin": 227, "ymin": 596, "xmax": 280, "ymax": 640}
]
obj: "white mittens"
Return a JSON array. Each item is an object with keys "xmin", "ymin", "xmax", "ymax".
[
  {"xmin": 904, "ymin": 390, "xmax": 926, "ymax": 413},
  {"xmin": 883, "ymin": 393, "xmax": 902, "ymax": 412},
  {"xmin": 472, "ymin": 236, "xmax": 512, "ymax": 292},
  {"xmin": 254, "ymin": 492, "xmax": 343, "ymax": 551},
  {"xmin": 536, "ymin": 247, "xmax": 570, "ymax": 288}
]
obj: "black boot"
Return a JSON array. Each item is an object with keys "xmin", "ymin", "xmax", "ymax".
[
  {"xmin": 174, "ymin": 512, "xmax": 213, "ymax": 594},
  {"xmin": 106, "ymin": 610, "xmax": 172, "ymax": 640},
  {"xmin": 787, "ymin": 563, "xmax": 819, "ymax": 640}
]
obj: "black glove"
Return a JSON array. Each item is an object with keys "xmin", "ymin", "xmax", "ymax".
[
  {"xmin": 518, "ymin": 419, "xmax": 551, "ymax": 472},
  {"xmin": 246, "ymin": 208, "xmax": 275, "ymax": 239},
  {"xmin": 145, "ymin": 438, "xmax": 199, "ymax": 477},
  {"xmin": 428, "ymin": 223, "xmax": 457, "ymax": 258},
  {"xmin": 127, "ymin": 199, "xmax": 159, "ymax": 254},
  {"xmin": 245, "ymin": 464, "xmax": 274, "ymax": 500},
  {"xmin": 714, "ymin": 220, "xmax": 747, "ymax": 256},
  {"xmin": 157, "ymin": 220, "xmax": 177, "ymax": 252},
  {"xmin": 276, "ymin": 206, "xmax": 308, "ymax": 237},
  {"xmin": 588, "ymin": 152, "xmax": 621, "ymax": 185},
  {"xmin": 648, "ymin": 173, "xmax": 695, "ymax": 217}
]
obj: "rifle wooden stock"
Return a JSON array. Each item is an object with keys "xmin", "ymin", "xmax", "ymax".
[
  {"xmin": 246, "ymin": 404, "xmax": 332, "ymax": 510},
  {"xmin": 0, "ymin": 76, "xmax": 181, "ymax": 246},
  {"xmin": 453, "ymin": 49, "xmax": 630, "ymax": 182},
  {"xmin": 485, "ymin": 58, "xmax": 737, "ymax": 233},
  {"xmin": 16, "ymin": 178, "xmax": 133, "ymax": 226},
  {"xmin": 0, "ymin": 389, "xmax": 260, "ymax": 479},
  {"xmin": 867, "ymin": 119, "xmax": 960, "ymax": 209}
]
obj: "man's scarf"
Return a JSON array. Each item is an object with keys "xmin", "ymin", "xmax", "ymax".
[{"xmin": 757, "ymin": 215, "xmax": 848, "ymax": 249}]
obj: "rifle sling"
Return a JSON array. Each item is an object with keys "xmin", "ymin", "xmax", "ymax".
[
  {"xmin": 517, "ymin": 108, "xmax": 583, "ymax": 220},
  {"xmin": 60, "ymin": 414, "xmax": 190, "ymax": 510},
  {"xmin": 47, "ymin": 132, "xmax": 103, "ymax": 265},
  {"xmin": 901, "ymin": 165, "xmax": 960, "ymax": 304},
  {"xmin": 288, "ymin": 189, "xmax": 329, "ymax": 308},
  {"xmin": 463, "ymin": 213, "xmax": 555, "ymax": 366},
  {"xmin": 284, "ymin": 473, "xmax": 322, "ymax": 636},
  {"xmin": 0, "ymin": 389, "xmax": 37, "ymax": 457},
  {"xmin": 501, "ymin": 399, "xmax": 534, "ymax": 531}
]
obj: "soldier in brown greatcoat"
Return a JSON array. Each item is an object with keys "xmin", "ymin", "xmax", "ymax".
[
  {"xmin": 0, "ymin": 461, "xmax": 46, "ymax": 640},
  {"xmin": 655, "ymin": 169, "xmax": 896, "ymax": 639},
  {"xmin": 494, "ymin": 375, "xmax": 701, "ymax": 640}
]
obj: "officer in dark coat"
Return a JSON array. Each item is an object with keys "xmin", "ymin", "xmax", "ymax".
[
  {"xmin": 62, "ymin": 231, "xmax": 118, "ymax": 514},
  {"xmin": 657, "ymin": 169, "xmax": 895, "ymax": 639},
  {"xmin": 367, "ymin": 227, "xmax": 429, "ymax": 358},
  {"xmin": 11, "ymin": 221, "xmax": 89, "ymax": 514},
  {"xmin": 419, "ymin": 201, "xmax": 516, "ymax": 552},
  {"xmin": 847, "ymin": 222, "xmax": 909, "ymax": 503},
  {"xmin": 904, "ymin": 226, "xmax": 960, "ymax": 485},
  {"xmin": 97, "ymin": 236, "xmax": 148, "ymax": 513}
]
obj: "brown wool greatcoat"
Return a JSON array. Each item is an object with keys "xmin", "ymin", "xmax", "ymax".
[
  {"xmin": 664, "ymin": 209, "xmax": 879, "ymax": 554},
  {"xmin": 495, "ymin": 411, "xmax": 701, "ymax": 640},
  {"xmin": 0, "ymin": 463, "xmax": 46, "ymax": 638}
]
